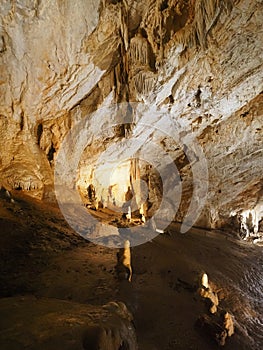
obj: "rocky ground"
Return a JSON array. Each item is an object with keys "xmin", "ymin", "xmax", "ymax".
[{"xmin": 0, "ymin": 190, "xmax": 262, "ymax": 349}]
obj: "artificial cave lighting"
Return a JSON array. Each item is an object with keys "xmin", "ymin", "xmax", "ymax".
[
  {"xmin": 94, "ymin": 158, "xmax": 132, "ymax": 208},
  {"xmin": 77, "ymin": 157, "xmax": 146, "ymax": 217}
]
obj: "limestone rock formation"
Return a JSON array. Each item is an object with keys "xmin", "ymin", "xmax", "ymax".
[
  {"xmin": 0, "ymin": 296, "xmax": 138, "ymax": 350},
  {"xmin": 116, "ymin": 239, "xmax": 133, "ymax": 282},
  {"xmin": 199, "ymin": 273, "xmax": 219, "ymax": 314},
  {"xmin": 197, "ymin": 311, "xmax": 235, "ymax": 347},
  {"xmin": 198, "ymin": 273, "xmax": 235, "ymax": 346},
  {"xmin": 0, "ymin": 0, "xmax": 262, "ymax": 234},
  {"xmin": 224, "ymin": 311, "xmax": 234, "ymax": 338}
]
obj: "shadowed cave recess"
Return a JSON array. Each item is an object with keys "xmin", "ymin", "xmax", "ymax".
[{"xmin": 0, "ymin": 0, "xmax": 262, "ymax": 349}]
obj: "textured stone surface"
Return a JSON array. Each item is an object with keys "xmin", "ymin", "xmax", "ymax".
[
  {"xmin": 0, "ymin": 296, "xmax": 137, "ymax": 350},
  {"xmin": 0, "ymin": 0, "xmax": 262, "ymax": 232}
]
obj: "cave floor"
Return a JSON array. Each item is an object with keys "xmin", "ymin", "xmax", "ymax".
[{"xmin": 0, "ymin": 192, "xmax": 262, "ymax": 349}]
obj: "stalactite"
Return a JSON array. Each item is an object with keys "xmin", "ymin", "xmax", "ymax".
[
  {"xmin": 129, "ymin": 33, "xmax": 149, "ymax": 66},
  {"xmin": 10, "ymin": 179, "xmax": 41, "ymax": 191},
  {"xmin": 99, "ymin": 1, "xmax": 130, "ymax": 104},
  {"xmin": 114, "ymin": 64, "xmax": 121, "ymax": 100},
  {"xmin": 113, "ymin": 53, "xmax": 130, "ymax": 103},
  {"xmin": 119, "ymin": 0, "xmax": 129, "ymax": 51},
  {"xmin": 173, "ymin": 0, "xmax": 234, "ymax": 49},
  {"xmin": 133, "ymin": 71, "xmax": 155, "ymax": 95}
]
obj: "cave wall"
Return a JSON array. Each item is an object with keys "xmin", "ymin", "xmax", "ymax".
[
  {"xmin": 0, "ymin": 0, "xmax": 102, "ymax": 197},
  {"xmin": 0, "ymin": 0, "xmax": 262, "ymax": 231}
]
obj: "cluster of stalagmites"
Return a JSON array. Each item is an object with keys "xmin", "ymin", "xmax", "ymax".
[
  {"xmin": 237, "ymin": 206, "xmax": 263, "ymax": 245},
  {"xmin": 197, "ymin": 273, "xmax": 234, "ymax": 346},
  {"xmin": 115, "ymin": 242, "xmax": 235, "ymax": 347}
]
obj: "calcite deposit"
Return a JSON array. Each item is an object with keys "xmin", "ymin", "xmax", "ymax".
[{"xmin": 0, "ymin": 0, "xmax": 262, "ymax": 236}]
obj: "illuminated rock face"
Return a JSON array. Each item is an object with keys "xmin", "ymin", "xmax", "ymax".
[
  {"xmin": 78, "ymin": 158, "xmax": 133, "ymax": 209},
  {"xmin": 0, "ymin": 0, "xmax": 102, "ymax": 198},
  {"xmin": 0, "ymin": 0, "xmax": 262, "ymax": 232}
]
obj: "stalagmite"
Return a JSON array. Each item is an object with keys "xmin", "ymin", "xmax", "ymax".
[
  {"xmin": 122, "ymin": 240, "xmax": 132, "ymax": 282},
  {"xmin": 200, "ymin": 273, "xmax": 219, "ymax": 314},
  {"xmin": 201, "ymin": 273, "xmax": 209, "ymax": 289},
  {"xmin": 140, "ymin": 204, "xmax": 146, "ymax": 224},
  {"xmin": 149, "ymin": 217, "xmax": 164, "ymax": 234},
  {"xmin": 224, "ymin": 312, "xmax": 234, "ymax": 337},
  {"xmin": 129, "ymin": 158, "xmax": 141, "ymax": 211},
  {"xmin": 116, "ymin": 240, "xmax": 133, "ymax": 282},
  {"xmin": 126, "ymin": 206, "xmax": 132, "ymax": 222},
  {"xmin": 239, "ymin": 205, "xmax": 263, "ymax": 239},
  {"xmin": 198, "ymin": 272, "xmax": 236, "ymax": 345}
]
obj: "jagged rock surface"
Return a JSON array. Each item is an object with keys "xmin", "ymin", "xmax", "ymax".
[{"xmin": 0, "ymin": 0, "xmax": 262, "ymax": 232}]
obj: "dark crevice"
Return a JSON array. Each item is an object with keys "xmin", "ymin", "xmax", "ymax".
[
  {"xmin": 114, "ymin": 124, "xmax": 126, "ymax": 138},
  {"xmin": 47, "ymin": 143, "xmax": 56, "ymax": 162},
  {"xmin": 147, "ymin": 42, "xmax": 157, "ymax": 71},
  {"xmin": 119, "ymin": 340, "xmax": 129, "ymax": 350},
  {"xmin": 37, "ymin": 123, "xmax": 43, "ymax": 146},
  {"xmin": 20, "ymin": 113, "xmax": 24, "ymax": 131},
  {"xmin": 140, "ymin": 27, "xmax": 148, "ymax": 39},
  {"xmin": 160, "ymin": 0, "xmax": 168, "ymax": 11},
  {"xmin": 195, "ymin": 86, "xmax": 202, "ymax": 107},
  {"xmin": 87, "ymin": 184, "xmax": 96, "ymax": 202},
  {"xmin": 241, "ymin": 111, "xmax": 249, "ymax": 118},
  {"xmin": 0, "ymin": 35, "xmax": 6, "ymax": 53},
  {"xmin": 108, "ymin": 0, "xmax": 121, "ymax": 4}
]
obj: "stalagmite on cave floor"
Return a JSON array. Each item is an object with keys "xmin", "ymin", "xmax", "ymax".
[{"xmin": 0, "ymin": 191, "xmax": 262, "ymax": 350}]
